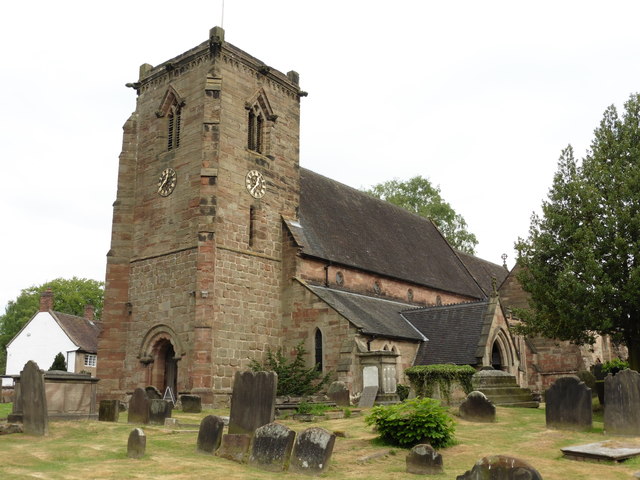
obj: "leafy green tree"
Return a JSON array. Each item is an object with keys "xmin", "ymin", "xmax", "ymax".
[
  {"xmin": 49, "ymin": 352, "xmax": 67, "ymax": 371},
  {"xmin": 515, "ymin": 93, "xmax": 640, "ymax": 370},
  {"xmin": 249, "ymin": 342, "xmax": 333, "ymax": 396},
  {"xmin": 0, "ymin": 277, "xmax": 104, "ymax": 373},
  {"xmin": 363, "ymin": 176, "xmax": 478, "ymax": 254}
]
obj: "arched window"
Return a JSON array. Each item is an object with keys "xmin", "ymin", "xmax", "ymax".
[
  {"xmin": 314, "ymin": 329, "xmax": 323, "ymax": 371},
  {"xmin": 167, "ymin": 103, "xmax": 181, "ymax": 151}
]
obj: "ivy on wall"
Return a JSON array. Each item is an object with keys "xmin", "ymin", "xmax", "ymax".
[{"xmin": 405, "ymin": 364, "xmax": 476, "ymax": 403}]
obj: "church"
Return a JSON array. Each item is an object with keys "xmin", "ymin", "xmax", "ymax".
[{"xmin": 97, "ymin": 27, "xmax": 614, "ymax": 406}]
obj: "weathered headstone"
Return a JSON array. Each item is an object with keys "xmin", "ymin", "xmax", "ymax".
[
  {"xmin": 358, "ymin": 385, "xmax": 378, "ymax": 408},
  {"xmin": 561, "ymin": 441, "xmax": 640, "ymax": 462},
  {"xmin": 127, "ymin": 428, "xmax": 146, "ymax": 459},
  {"xmin": 248, "ymin": 422, "xmax": 296, "ymax": 472},
  {"xmin": 406, "ymin": 444, "xmax": 443, "ymax": 475},
  {"xmin": 217, "ymin": 434, "xmax": 252, "ymax": 463},
  {"xmin": 604, "ymin": 369, "xmax": 640, "ymax": 436},
  {"xmin": 545, "ymin": 376, "xmax": 592, "ymax": 430},
  {"xmin": 20, "ymin": 360, "xmax": 48, "ymax": 436},
  {"xmin": 228, "ymin": 370, "xmax": 277, "ymax": 435},
  {"xmin": 128, "ymin": 388, "xmax": 150, "ymax": 424},
  {"xmin": 290, "ymin": 427, "xmax": 336, "ymax": 475},
  {"xmin": 456, "ymin": 455, "xmax": 542, "ymax": 480},
  {"xmin": 145, "ymin": 385, "xmax": 162, "ymax": 399},
  {"xmin": 459, "ymin": 391, "xmax": 496, "ymax": 423},
  {"xmin": 149, "ymin": 399, "xmax": 172, "ymax": 425},
  {"xmin": 99, "ymin": 399, "xmax": 120, "ymax": 422},
  {"xmin": 197, "ymin": 415, "xmax": 225, "ymax": 454},
  {"xmin": 327, "ymin": 381, "xmax": 350, "ymax": 407},
  {"xmin": 181, "ymin": 394, "xmax": 202, "ymax": 413}
]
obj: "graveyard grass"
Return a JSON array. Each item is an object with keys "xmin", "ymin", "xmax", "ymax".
[{"xmin": 1, "ymin": 405, "xmax": 640, "ymax": 479}]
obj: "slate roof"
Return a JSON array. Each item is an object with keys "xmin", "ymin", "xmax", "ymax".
[
  {"xmin": 289, "ymin": 169, "xmax": 486, "ymax": 299},
  {"xmin": 306, "ymin": 285, "xmax": 425, "ymax": 341},
  {"xmin": 456, "ymin": 251, "xmax": 509, "ymax": 297},
  {"xmin": 402, "ymin": 301, "xmax": 490, "ymax": 365},
  {"xmin": 51, "ymin": 312, "xmax": 100, "ymax": 353}
]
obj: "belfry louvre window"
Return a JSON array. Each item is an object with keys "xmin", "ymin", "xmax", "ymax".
[
  {"xmin": 167, "ymin": 104, "xmax": 181, "ymax": 151},
  {"xmin": 247, "ymin": 108, "xmax": 264, "ymax": 153}
]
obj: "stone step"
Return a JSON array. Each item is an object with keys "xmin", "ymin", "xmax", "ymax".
[
  {"xmin": 473, "ymin": 377, "xmax": 520, "ymax": 387},
  {"xmin": 496, "ymin": 401, "xmax": 540, "ymax": 408},
  {"xmin": 476, "ymin": 387, "xmax": 534, "ymax": 397}
]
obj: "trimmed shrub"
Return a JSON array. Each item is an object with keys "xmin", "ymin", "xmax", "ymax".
[
  {"xmin": 396, "ymin": 384, "xmax": 410, "ymax": 401},
  {"xmin": 405, "ymin": 364, "xmax": 475, "ymax": 403},
  {"xmin": 365, "ymin": 397, "xmax": 455, "ymax": 448},
  {"xmin": 602, "ymin": 358, "xmax": 629, "ymax": 376},
  {"xmin": 49, "ymin": 352, "xmax": 67, "ymax": 371}
]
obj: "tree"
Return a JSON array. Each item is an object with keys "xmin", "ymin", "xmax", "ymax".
[
  {"xmin": 515, "ymin": 93, "xmax": 640, "ymax": 370},
  {"xmin": 49, "ymin": 352, "xmax": 67, "ymax": 371},
  {"xmin": 0, "ymin": 277, "xmax": 104, "ymax": 373},
  {"xmin": 363, "ymin": 176, "xmax": 478, "ymax": 254}
]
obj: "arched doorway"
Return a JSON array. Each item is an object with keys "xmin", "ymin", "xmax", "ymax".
[
  {"xmin": 151, "ymin": 338, "xmax": 177, "ymax": 396},
  {"xmin": 491, "ymin": 341, "xmax": 504, "ymax": 370}
]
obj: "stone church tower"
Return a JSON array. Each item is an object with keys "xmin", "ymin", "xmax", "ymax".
[{"xmin": 97, "ymin": 27, "xmax": 304, "ymax": 405}]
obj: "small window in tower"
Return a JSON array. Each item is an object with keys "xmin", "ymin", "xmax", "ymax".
[
  {"xmin": 167, "ymin": 104, "xmax": 181, "ymax": 151},
  {"xmin": 315, "ymin": 329, "xmax": 323, "ymax": 371},
  {"xmin": 249, "ymin": 206, "xmax": 256, "ymax": 247},
  {"xmin": 248, "ymin": 108, "xmax": 264, "ymax": 153}
]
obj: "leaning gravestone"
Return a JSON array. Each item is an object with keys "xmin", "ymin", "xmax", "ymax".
[
  {"xmin": 228, "ymin": 370, "xmax": 277, "ymax": 435},
  {"xmin": 406, "ymin": 444, "xmax": 443, "ymax": 475},
  {"xmin": 149, "ymin": 399, "xmax": 172, "ymax": 425},
  {"xmin": 249, "ymin": 422, "xmax": 296, "ymax": 472},
  {"xmin": 456, "ymin": 455, "xmax": 543, "ymax": 480},
  {"xmin": 181, "ymin": 394, "xmax": 202, "ymax": 413},
  {"xmin": 358, "ymin": 385, "xmax": 379, "ymax": 408},
  {"xmin": 545, "ymin": 376, "xmax": 592, "ymax": 430},
  {"xmin": 127, "ymin": 428, "xmax": 146, "ymax": 459},
  {"xmin": 290, "ymin": 427, "xmax": 336, "ymax": 475},
  {"xmin": 327, "ymin": 381, "xmax": 350, "ymax": 407},
  {"xmin": 21, "ymin": 360, "xmax": 48, "ymax": 436},
  {"xmin": 217, "ymin": 433, "xmax": 252, "ymax": 463},
  {"xmin": 128, "ymin": 388, "xmax": 150, "ymax": 424},
  {"xmin": 99, "ymin": 400, "xmax": 120, "ymax": 422},
  {"xmin": 459, "ymin": 391, "xmax": 496, "ymax": 423},
  {"xmin": 604, "ymin": 369, "xmax": 640, "ymax": 435},
  {"xmin": 197, "ymin": 415, "xmax": 225, "ymax": 454}
]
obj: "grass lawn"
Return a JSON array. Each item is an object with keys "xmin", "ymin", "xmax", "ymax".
[{"xmin": 0, "ymin": 404, "xmax": 639, "ymax": 479}]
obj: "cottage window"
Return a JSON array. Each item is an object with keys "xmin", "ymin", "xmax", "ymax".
[{"xmin": 84, "ymin": 354, "xmax": 97, "ymax": 368}]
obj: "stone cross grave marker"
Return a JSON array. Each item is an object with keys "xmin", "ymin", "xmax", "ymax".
[
  {"xmin": 546, "ymin": 376, "xmax": 592, "ymax": 430},
  {"xmin": 604, "ymin": 369, "xmax": 640, "ymax": 436},
  {"xmin": 128, "ymin": 387, "xmax": 150, "ymax": 424},
  {"xmin": 290, "ymin": 426, "xmax": 336, "ymax": 475},
  {"xmin": 459, "ymin": 391, "xmax": 496, "ymax": 423},
  {"xmin": 127, "ymin": 428, "xmax": 146, "ymax": 459},
  {"xmin": 197, "ymin": 415, "xmax": 225, "ymax": 454},
  {"xmin": 248, "ymin": 422, "xmax": 296, "ymax": 472},
  {"xmin": 406, "ymin": 444, "xmax": 443, "ymax": 475},
  {"xmin": 20, "ymin": 360, "xmax": 48, "ymax": 436},
  {"xmin": 228, "ymin": 370, "xmax": 277, "ymax": 435},
  {"xmin": 456, "ymin": 455, "xmax": 542, "ymax": 480}
]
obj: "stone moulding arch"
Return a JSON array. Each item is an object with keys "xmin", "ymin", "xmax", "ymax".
[
  {"xmin": 490, "ymin": 327, "xmax": 514, "ymax": 367},
  {"xmin": 156, "ymin": 85, "xmax": 185, "ymax": 118},
  {"xmin": 137, "ymin": 324, "xmax": 186, "ymax": 364}
]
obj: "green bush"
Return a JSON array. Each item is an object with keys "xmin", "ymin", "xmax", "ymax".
[
  {"xmin": 249, "ymin": 341, "xmax": 333, "ymax": 396},
  {"xmin": 396, "ymin": 384, "xmax": 410, "ymax": 401},
  {"xmin": 602, "ymin": 358, "xmax": 629, "ymax": 376},
  {"xmin": 296, "ymin": 401, "xmax": 330, "ymax": 416},
  {"xmin": 365, "ymin": 397, "xmax": 455, "ymax": 448},
  {"xmin": 49, "ymin": 352, "xmax": 67, "ymax": 371},
  {"xmin": 404, "ymin": 364, "xmax": 475, "ymax": 403}
]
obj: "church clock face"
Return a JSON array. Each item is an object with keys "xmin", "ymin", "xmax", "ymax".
[
  {"xmin": 245, "ymin": 170, "xmax": 266, "ymax": 198},
  {"xmin": 157, "ymin": 168, "xmax": 177, "ymax": 197}
]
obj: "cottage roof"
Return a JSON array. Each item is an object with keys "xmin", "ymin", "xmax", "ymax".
[
  {"xmin": 50, "ymin": 312, "xmax": 100, "ymax": 353},
  {"xmin": 403, "ymin": 300, "xmax": 490, "ymax": 365},
  {"xmin": 306, "ymin": 284, "xmax": 425, "ymax": 341},
  {"xmin": 289, "ymin": 169, "xmax": 485, "ymax": 299}
]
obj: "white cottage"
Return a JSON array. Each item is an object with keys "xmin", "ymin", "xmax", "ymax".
[{"xmin": 3, "ymin": 289, "xmax": 100, "ymax": 386}]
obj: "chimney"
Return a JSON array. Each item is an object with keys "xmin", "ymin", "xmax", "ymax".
[
  {"xmin": 40, "ymin": 288, "xmax": 54, "ymax": 312},
  {"xmin": 84, "ymin": 304, "xmax": 95, "ymax": 321}
]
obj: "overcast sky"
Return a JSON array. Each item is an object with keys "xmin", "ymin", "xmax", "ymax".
[{"xmin": 2, "ymin": 1, "xmax": 640, "ymax": 313}]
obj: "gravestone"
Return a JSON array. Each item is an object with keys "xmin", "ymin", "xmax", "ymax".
[
  {"xmin": 145, "ymin": 386, "xmax": 162, "ymax": 399},
  {"xmin": 181, "ymin": 394, "xmax": 202, "ymax": 413},
  {"xmin": 604, "ymin": 369, "xmax": 640, "ymax": 436},
  {"xmin": 545, "ymin": 376, "xmax": 592, "ymax": 430},
  {"xmin": 358, "ymin": 385, "xmax": 378, "ymax": 408},
  {"xmin": 197, "ymin": 415, "xmax": 225, "ymax": 454},
  {"xmin": 228, "ymin": 370, "xmax": 277, "ymax": 435},
  {"xmin": 99, "ymin": 400, "xmax": 120, "ymax": 422},
  {"xmin": 217, "ymin": 433, "xmax": 252, "ymax": 463},
  {"xmin": 128, "ymin": 388, "xmax": 150, "ymax": 424},
  {"xmin": 561, "ymin": 441, "xmax": 640, "ymax": 462},
  {"xmin": 20, "ymin": 360, "xmax": 48, "ymax": 436},
  {"xmin": 406, "ymin": 444, "xmax": 443, "ymax": 475},
  {"xmin": 327, "ymin": 381, "xmax": 350, "ymax": 407},
  {"xmin": 290, "ymin": 427, "xmax": 336, "ymax": 475},
  {"xmin": 248, "ymin": 422, "xmax": 296, "ymax": 472},
  {"xmin": 149, "ymin": 399, "xmax": 172, "ymax": 425},
  {"xmin": 127, "ymin": 428, "xmax": 146, "ymax": 459},
  {"xmin": 459, "ymin": 391, "xmax": 496, "ymax": 423},
  {"xmin": 456, "ymin": 455, "xmax": 542, "ymax": 480}
]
